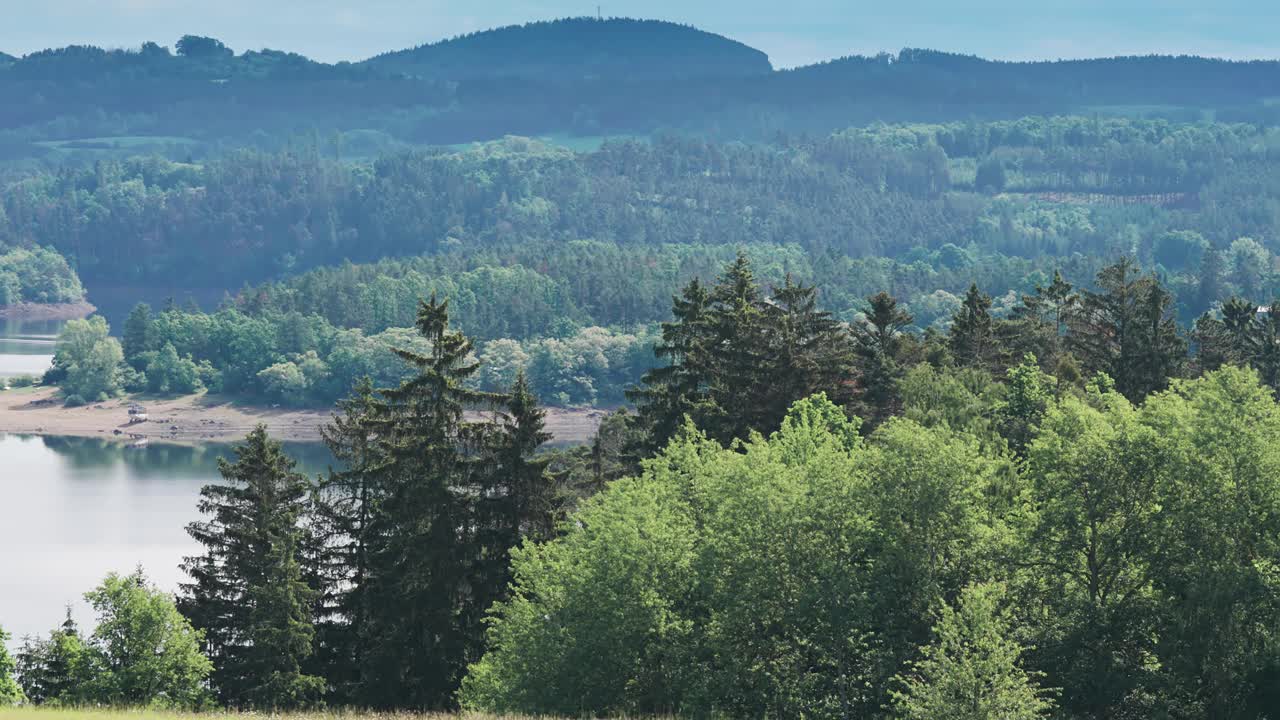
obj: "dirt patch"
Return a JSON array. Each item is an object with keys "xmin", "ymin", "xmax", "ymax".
[
  {"xmin": 0, "ymin": 301, "xmax": 96, "ymax": 321},
  {"xmin": 0, "ymin": 387, "xmax": 602, "ymax": 446}
]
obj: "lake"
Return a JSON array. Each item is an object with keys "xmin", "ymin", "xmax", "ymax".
[
  {"xmin": 0, "ymin": 433, "xmax": 334, "ymax": 645},
  {"xmin": 0, "ymin": 317, "xmax": 60, "ymax": 379}
]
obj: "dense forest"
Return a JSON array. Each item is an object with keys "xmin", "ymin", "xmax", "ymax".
[
  {"xmin": 6, "ymin": 17, "xmax": 1280, "ymax": 163},
  {"xmin": 10, "ymin": 16, "xmax": 1280, "ymax": 719},
  {"xmin": 12, "ymin": 253, "xmax": 1280, "ymax": 718},
  {"xmin": 11, "ymin": 114, "xmax": 1280, "ymax": 408}
]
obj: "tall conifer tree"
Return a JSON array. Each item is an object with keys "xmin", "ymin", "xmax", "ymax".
[{"xmin": 180, "ymin": 426, "xmax": 323, "ymax": 709}]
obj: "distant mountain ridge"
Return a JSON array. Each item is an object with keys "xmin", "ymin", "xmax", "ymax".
[
  {"xmin": 364, "ymin": 17, "xmax": 773, "ymax": 81},
  {"xmin": 4, "ymin": 17, "xmax": 1280, "ymax": 156}
]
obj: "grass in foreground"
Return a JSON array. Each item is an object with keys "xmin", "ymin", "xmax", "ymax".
[{"xmin": 0, "ymin": 709, "xmax": 579, "ymax": 720}]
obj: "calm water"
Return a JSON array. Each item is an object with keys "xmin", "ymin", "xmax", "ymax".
[
  {"xmin": 0, "ymin": 434, "xmax": 333, "ymax": 644},
  {"xmin": 0, "ymin": 317, "xmax": 61, "ymax": 379}
]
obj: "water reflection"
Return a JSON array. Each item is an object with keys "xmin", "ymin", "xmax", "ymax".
[
  {"xmin": 0, "ymin": 433, "xmax": 334, "ymax": 644},
  {"xmin": 0, "ymin": 317, "xmax": 61, "ymax": 378}
]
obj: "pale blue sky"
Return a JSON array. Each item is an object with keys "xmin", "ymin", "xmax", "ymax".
[{"xmin": 4, "ymin": 0, "xmax": 1279, "ymax": 68}]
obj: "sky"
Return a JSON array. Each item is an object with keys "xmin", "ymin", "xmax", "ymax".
[{"xmin": 3, "ymin": 0, "xmax": 1279, "ymax": 69}]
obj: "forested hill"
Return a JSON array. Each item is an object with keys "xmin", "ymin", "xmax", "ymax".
[
  {"xmin": 365, "ymin": 17, "xmax": 773, "ymax": 81},
  {"xmin": 6, "ymin": 18, "xmax": 1280, "ymax": 159}
]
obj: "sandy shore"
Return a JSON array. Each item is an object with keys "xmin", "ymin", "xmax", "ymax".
[
  {"xmin": 0, "ymin": 386, "xmax": 605, "ymax": 446},
  {"xmin": 0, "ymin": 300, "xmax": 96, "ymax": 320}
]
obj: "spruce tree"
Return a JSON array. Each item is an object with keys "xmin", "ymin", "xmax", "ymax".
[
  {"xmin": 628, "ymin": 277, "xmax": 715, "ymax": 455},
  {"xmin": 852, "ymin": 291, "xmax": 913, "ymax": 427},
  {"xmin": 1003, "ymin": 270, "xmax": 1077, "ymax": 370},
  {"xmin": 472, "ymin": 371, "xmax": 558, "ymax": 628},
  {"xmin": 1068, "ymin": 259, "xmax": 1185, "ymax": 403},
  {"xmin": 180, "ymin": 425, "xmax": 323, "ymax": 709},
  {"xmin": 354, "ymin": 295, "xmax": 503, "ymax": 709},
  {"xmin": 311, "ymin": 378, "xmax": 383, "ymax": 704},
  {"xmin": 949, "ymin": 283, "xmax": 998, "ymax": 371},
  {"xmin": 15, "ymin": 610, "xmax": 85, "ymax": 705},
  {"xmin": 703, "ymin": 251, "xmax": 772, "ymax": 444},
  {"xmin": 122, "ymin": 302, "xmax": 155, "ymax": 370},
  {"xmin": 762, "ymin": 274, "xmax": 857, "ymax": 431}
]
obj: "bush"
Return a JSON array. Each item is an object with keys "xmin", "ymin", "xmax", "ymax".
[{"xmin": 63, "ymin": 394, "xmax": 86, "ymax": 407}]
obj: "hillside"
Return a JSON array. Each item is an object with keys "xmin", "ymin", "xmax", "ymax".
[
  {"xmin": 365, "ymin": 17, "xmax": 773, "ymax": 81},
  {"xmin": 3, "ymin": 19, "xmax": 1280, "ymax": 158}
]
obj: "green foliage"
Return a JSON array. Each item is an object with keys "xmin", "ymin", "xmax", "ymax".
[
  {"xmin": 0, "ymin": 246, "xmax": 85, "ymax": 305},
  {"xmin": 51, "ymin": 316, "xmax": 124, "ymax": 402},
  {"xmin": 463, "ymin": 394, "xmax": 1006, "ymax": 718},
  {"xmin": 890, "ymin": 583, "xmax": 1053, "ymax": 720},
  {"xmin": 15, "ymin": 612, "xmax": 85, "ymax": 706},
  {"xmin": 0, "ymin": 625, "xmax": 24, "ymax": 705},
  {"xmin": 76, "ymin": 570, "xmax": 213, "ymax": 709},
  {"xmin": 179, "ymin": 426, "xmax": 323, "ymax": 709}
]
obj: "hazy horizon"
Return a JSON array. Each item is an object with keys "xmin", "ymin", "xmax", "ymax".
[{"xmin": 3, "ymin": 0, "xmax": 1279, "ymax": 69}]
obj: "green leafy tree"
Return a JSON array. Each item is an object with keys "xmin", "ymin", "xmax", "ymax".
[
  {"xmin": 0, "ymin": 625, "xmax": 23, "ymax": 706},
  {"xmin": 51, "ymin": 316, "xmax": 125, "ymax": 402},
  {"xmin": 890, "ymin": 583, "xmax": 1053, "ymax": 720},
  {"xmin": 79, "ymin": 570, "xmax": 213, "ymax": 709},
  {"xmin": 180, "ymin": 426, "xmax": 323, "ymax": 709},
  {"xmin": 146, "ymin": 342, "xmax": 203, "ymax": 395}
]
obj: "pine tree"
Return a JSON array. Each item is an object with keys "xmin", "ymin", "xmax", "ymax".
[
  {"xmin": 703, "ymin": 251, "xmax": 772, "ymax": 444},
  {"xmin": 1197, "ymin": 246, "xmax": 1225, "ymax": 315},
  {"xmin": 949, "ymin": 283, "xmax": 998, "ymax": 371},
  {"xmin": 180, "ymin": 425, "xmax": 323, "ymax": 709},
  {"xmin": 852, "ymin": 291, "xmax": 913, "ymax": 427},
  {"xmin": 1004, "ymin": 271, "xmax": 1075, "ymax": 369}
]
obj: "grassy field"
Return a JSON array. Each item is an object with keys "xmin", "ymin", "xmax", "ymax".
[{"xmin": 0, "ymin": 710, "xmax": 558, "ymax": 720}]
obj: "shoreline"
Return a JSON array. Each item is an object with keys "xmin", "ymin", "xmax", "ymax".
[
  {"xmin": 0, "ymin": 386, "xmax": 604, "ymax": 446},
  {"xmin": 0, "ymin": 300, "xmax": 97, "ymax": 321}
]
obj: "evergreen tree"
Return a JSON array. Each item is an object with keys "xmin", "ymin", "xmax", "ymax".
[
  {"xmin": 762, "ymin": 274, "xmax": 858, "ymax": 430},
  {"xmin": 891, "ymin": 583, "xmax": 1053, "ymax": 720},
  {"xmin": 852, "ymin": 291, "xmax": 913, "ymax": 427},
  {"xmin": 180, "ymin": 425, "xmax": 323, "ymax": 709},
  {"xmin": 628, "ymin": 277, "xmax": 714, "ymax": 456},
  {"xmin": 949, "ymin": 283, "xmax": 998, "ymax": 370},
  {"xmin": 703, "ymin": 251, "xmax": 772, "ymax": 444},
  {"xmin": 15, "ymin": 610, "xmax": 85, "ymax": 705},
  {"xmin": 354, "ymin": 295, "xmax": 503, "ymax": 709},
  {"xmin": 473, "ymin": 370, "xmax": 558, "ymax": 629},
  {"xmin": 122, "ymin": 302, "xmax": 155, "ymax": 370},
  {"xmin": 311, "ymin": 378, "xmax": 383, "ymax": 704},
  {"xmin": 1004, "ymin": 270, "xmax": 1075, "ymax": 369},
  {"xmin": 1197, "ymin": 246, "xmax": 1225, "ymax": 314},
  {"xmin": 1068, "ymin": 259, "xmax": 1185, "ymax": 403}
]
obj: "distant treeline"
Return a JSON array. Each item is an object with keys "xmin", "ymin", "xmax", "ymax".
[{"xmin": 7, "ymin": 19, "xmax": 1280, "ymax": 157}]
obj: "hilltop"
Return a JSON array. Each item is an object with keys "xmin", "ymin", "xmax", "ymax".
[{"xmin": 366, "ymin": 17, "xmax": 773, "ymax": 81}]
